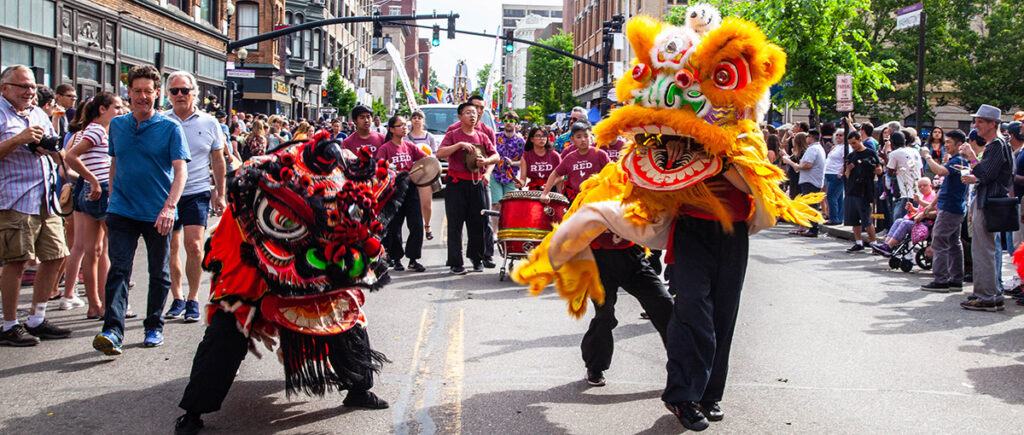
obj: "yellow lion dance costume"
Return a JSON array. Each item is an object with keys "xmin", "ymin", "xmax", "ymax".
[{"xmin": 513, "ymin": 14, "xmax": 823, "ymax": 316}]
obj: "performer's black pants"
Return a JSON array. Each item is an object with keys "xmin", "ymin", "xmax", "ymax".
[
  {"xmin": 444, "ymin": 177, "xmax": 487, "ymax": 267},
  {"xmin": 662, "ymin": 217, "xmax": 748, "ymax": 405},
  {"xmin": 179, "ymin": 310, "xmax": 375, "ymax": 414},
  {"xmin": 384, "ymin": 184, "xmax": 423, "ymax": 261},
  {"xmin": 581, "ymin": 246, "xmax": 673, "ymax": 372}
]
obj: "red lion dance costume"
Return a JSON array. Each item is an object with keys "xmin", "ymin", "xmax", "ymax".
[{"xmin": 175, "ymin": 131, "xmax": 406, "ymax": 434}]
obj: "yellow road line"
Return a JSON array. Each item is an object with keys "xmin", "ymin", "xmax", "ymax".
[
  {"xmin": 408, "ymin": 308, "xmax": 429, "ymax": 377},
  {"xmin": 442, "ymin": 308, "xmax": 465, "ymax": 434}
]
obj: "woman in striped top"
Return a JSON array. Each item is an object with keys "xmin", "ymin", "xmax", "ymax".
[{"xmin": 62, "ymin": 92, "xmax": 124, "ymax": 319}]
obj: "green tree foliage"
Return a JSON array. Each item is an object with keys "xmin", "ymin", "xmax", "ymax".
[
  {"xmin": 525, "ymin": 30, "xmax": 579, "ymax": 115},
  {"xmin": 394, "ymin": 79, "xmax": 427, "ymax": 116},
  {"xmin": 428, "ymin": 68, "xmax": 446, "ymax": 91},
  {"xmin": 515, "ymin": 105, "xmax": 545, "ymax": 125},
  {"xmin": 667, "ymin": 0, "xmax": 897, "ymax": 124},
  {"xmin": 325, "ymin": 68, "xmax": 358, "ymax": 119},
  {"xmin": 945, "ymin": 1, "xmax": 1024, "ymax": 113},
  {"xmin": 474, "ymin": 63, "xmax": 505, "ymax": 111},
  {"xmin": 371, "ymin": 98, "xmax": 387, "ymax": 119}
]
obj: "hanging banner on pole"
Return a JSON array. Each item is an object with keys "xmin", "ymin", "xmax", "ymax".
[
  {"xmin": 482, "ymin": 26, "xmax": 503, "ymax": 114},
  {"xmin": 385, "ymin": 41, "xmax": 419, "ymax": 112}
]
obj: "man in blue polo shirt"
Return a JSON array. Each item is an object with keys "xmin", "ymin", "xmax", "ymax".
[
  {"xmin": 919, "ymin": 129, "xmax": 969, "ymax": 292},
  {"xmin": 93, "ymin": 65, "xmax": 191, "ymax": 355}
]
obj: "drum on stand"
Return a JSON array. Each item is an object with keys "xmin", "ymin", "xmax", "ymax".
[{"xmin": 497, "ymin": 190, "xmax": 570, "ymax": 257}]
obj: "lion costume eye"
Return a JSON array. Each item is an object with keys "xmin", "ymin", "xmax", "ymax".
[
  {"xmin": 257, "ymin": 198, "xmax": 308, "ymax": 242},
  {"xmin": 711, "ymin": 58, "xmax": 750, "ymax": 91},
  {"xmin": 674, "ymin": 69, "xmax": 694, "ymax": 89}
]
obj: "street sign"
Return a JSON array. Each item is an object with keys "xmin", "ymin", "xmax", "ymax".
[
  {"xmin": 226, "ymin": 69, "xmax": 255, "ymax": 79},
  {"xmin": 836, "ymin": 74, "xmax": 853, "ymax": 102},
  {"xmin": 896, "ymin": 2, "xmax": 923, "ymax": 30},
  {"xmin": 837, "ymin": 101, "xmax": 854, "ymax": 112},
  {"xmin": 318, "ymin": 107, "xmax": 337, "ymax": 117}
]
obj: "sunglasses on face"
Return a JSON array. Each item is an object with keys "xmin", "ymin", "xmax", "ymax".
[
  {"xmin": 62, "ymin": 93, "xmax": 77, "ymax": 99},
  {"xmin": 4, "ymin": 82, "xmax": 34, "ymax": 91},
  {"xmin": 168, "ymin": 87, "xmax": 192, "ymax": 96}
]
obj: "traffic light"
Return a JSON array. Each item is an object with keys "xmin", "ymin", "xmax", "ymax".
[
  {"xmin": 321, "ymin": 89, "xmax": 331, "ymax": 102},
  {"xmin": 431, "ymin": 25, "xmax": 440, "ymax": 47},
  {"xmin": 504, "ymin": 30, "xmax": 514, "ymax": 52},
  {"xmin": 447, "ymin": 16, "xmax": 456, "ymax": 39},
  {"xmin": 372, "ymin": 11, "xmax": 382, "ymax": 38}
]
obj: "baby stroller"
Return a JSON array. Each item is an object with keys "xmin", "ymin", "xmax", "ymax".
[{"xmin": 886, "ymin": 220, "xmax": 933, "ymax": 273}]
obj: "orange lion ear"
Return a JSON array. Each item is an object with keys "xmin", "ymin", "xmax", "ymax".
[
  {"xmin": 692, "ymin": 17, "xmax": 787, "ymax": 110},
  {"xmin": 626, "ymin": 16, "xmax": 662, "ymax": 68}
]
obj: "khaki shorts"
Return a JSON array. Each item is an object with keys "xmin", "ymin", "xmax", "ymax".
[{"xmin": 0, "ymin": 209, "xmax": 69, "ymax": 262}]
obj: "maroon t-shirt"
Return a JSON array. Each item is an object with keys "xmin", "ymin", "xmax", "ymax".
[
  {"xmin": 341, "ymin": 131, "xmax": 385, "ymax": 155},
  {"xmin": 523, "ymin": 149, "xmax": 561, "ymax": 182},
  {"xmin": 555, "ymin": 148, "xmax": 610, "ymax": 191},
  {"xmin": 605, "ymin": 138, "xmax": 625, "ymax": 162},
  {"xmin": 439, "ymin": 127, "xmax": 496, "ymax": 180},
  {"xmin": 374, "ymin": 140, "xmax": 427, "ymax": 172},
  {"xmin": 447, "ymin": 120, "xmax": 496, "ymax": 146}
]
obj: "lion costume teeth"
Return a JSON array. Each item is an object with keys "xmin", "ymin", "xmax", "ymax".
[{"xmin": 514, "ymin": 13, "xmax": 824, "ymax": 318}]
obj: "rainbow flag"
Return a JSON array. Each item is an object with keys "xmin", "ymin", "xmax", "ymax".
[
  {"xmin": 436, "ymin": 88, "xmax": 444, "ymax": 103},
  {"xmin": 426, "ymin": 93, "xmax": 439, "ymax": 103}
]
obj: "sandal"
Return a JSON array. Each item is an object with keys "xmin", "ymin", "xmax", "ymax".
[{"xmin": 425, "ymin": 225, "xmax": 434, "ymax": 240}]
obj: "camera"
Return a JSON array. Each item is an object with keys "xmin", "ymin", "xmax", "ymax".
[{"xmin": 29, "ymin": 134, "xmax": 64, "ymax": 154}]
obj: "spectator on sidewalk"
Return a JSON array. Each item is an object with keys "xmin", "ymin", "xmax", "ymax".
[
  {"xmin": 0, "ymin": 65, "xmax": 72, "ymax": 347},
  {"xmin": 781, "ymin": 131, "xmax": 825, "ymax": 236},
  {"xmin": 886, "ymin": 131, "xmax": 922, "ymax": 220},
  {"xmin": 843, "ymin": 131, "xmax": 882, "ymax": 253},
  {"xmin": 92, "ymin": 65, "xmax": 191, "ymax": 355},
  {"xmin": 958, "ymin": 105, "xmax": 1012, "ymax": 312},
  {"xmin": 161, "ymin": 71, "xmax": 226, "ymax": 324},
  {"xmin": 870, "ymin": 177, "xmax": 936, "ymax": 255},
  {"xmin": 919, "ymin": 129, "xmax": 970, "ymax": 292},
  {"xmin": 823, "ymin": 128, "xmax": 846, "ymax": 225}
]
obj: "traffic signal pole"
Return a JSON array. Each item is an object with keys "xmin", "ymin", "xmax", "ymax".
[{"xmin": 227, "ymin": 13, "xmax": 460, "ymax": 51}]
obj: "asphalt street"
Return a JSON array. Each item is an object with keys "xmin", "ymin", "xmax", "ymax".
[{"xmin": 2, "ymin": 198, "xmax": 1023, "ymax": 434}]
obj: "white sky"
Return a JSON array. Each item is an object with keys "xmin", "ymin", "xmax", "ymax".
[{"xmin": 415, "ymin": 0, "xmax": 561, "ymax": 89}]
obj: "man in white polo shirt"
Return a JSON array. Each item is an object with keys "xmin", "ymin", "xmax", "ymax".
[{"xmin": 161, "ymin": 71, "xmax": 226, "ymax": 323}]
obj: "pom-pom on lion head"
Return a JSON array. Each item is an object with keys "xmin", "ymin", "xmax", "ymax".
[{"xmin": 595, "ymin": 11, "xmax": 785, "ymax": 194}]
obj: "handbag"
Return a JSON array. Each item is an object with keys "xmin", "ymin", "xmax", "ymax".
[
  {"xmin": 58, "ymin": 182, "xmax": 74, "ymax": 217},
  {"xmin": 982, "ymin": 140, "xmax": 1019, "ymax": 232}
]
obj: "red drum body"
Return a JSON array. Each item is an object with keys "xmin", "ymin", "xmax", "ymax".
[{"xmin": 497, "ymin": 190, "xmax": 570, "ymax": 256}]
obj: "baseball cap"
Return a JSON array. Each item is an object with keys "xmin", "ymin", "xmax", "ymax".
[
  {"xmin": 1014, "ymin": 111, "xmax": 1024, "ymax": 122},
  {"xmin": 968, "ymin": 129, "xmax": 983, "ymax": 144},
  {"xmin": 1008, "ymin": 121, "xmax": 1024, "ymax": 141}
]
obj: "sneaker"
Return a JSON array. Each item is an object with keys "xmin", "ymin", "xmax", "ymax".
[
  {"xmin": 846, "ymin": 243, "xmax": 865, "ymax": 253},
  {"xmin": 920, "ymin": 281, "xmax": 950, "ymax": 292},
  {"xmin": 183, "ymin": 300, "xmax": 201, "ymax": 323},
  {"xmin": 869, "ymin": 242, "xmax": 892, "ymax": 256},
  {"xmin": 949, "ymin": 281, "xmax": 964, "ymax": 289},
  {"xmin": 92, "ymin": 331, "xmax": 123, "ymax": 355},
  {"xmin": 450, "ymin": 266, "xmax": 467, "ymax": 275},
  {"xmin": 392, "ymin": 260, "xmax": 405, "ymax": 272},
  {"xmin": 665, "ymin": 401, "xmax": 709, "ymax": 432},
  {"xmin": 144, "ymin": 330, "xmax": 164, "ymax": 347},
  {"xmin": 1004, "ymin": 286, "xmax": 1024, "ymax": 298},
  {"xmin": 585, "ymin": 369, "xmax": 606, "ymax": 386},
  {"xmin": 407, "ymin": 261, "xmax": 426, "ymax": 272},
  {"xmin": 471, "ymin": 262, "xmax": 484, "ymax": 273},
  {"xmin": 59, "ymin": 296, "xmax": 86, "ymax": 310},
  {"xmin": 700, "ymin": 402, "xmax": 724, "ymax": 422},
  {"xmin": 0, "ymin": 324, "xmax": 40, "ymax": 346},
  {"xmin": 174, "ymin": 413, "xmax": 204, "ymax": 435},
  {"xmin": 960, "ymin": 299, "xmax": 1005, "ymax": 312},
  {"xmin": 26, "ymin": 319, "xmax": 72, "ymax": 339},
  {"xmin": 165, "ymin": 299, "xmax": 186, "ymax": 319},
  {"xmin": 482, "ymin": 258, "xmax": 497, "ymax": 269},
  {"xmin": 343, "ymin": 390, "xmax": 389, "ymax": 409}
]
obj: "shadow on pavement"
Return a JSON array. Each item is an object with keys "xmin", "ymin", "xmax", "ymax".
[
  {"xmin": 1, "ymin": 378, "xmax": 366, "ymax": 434},
  {"xmin": 465, "ymin": 322, "xmax": 658, "ymax": 363},
  {"xmin": 411, "ymin": 380, "xmax": 665, "ymax": 434},
  {"xmin": 965, "ymin": 364, "xmax": 1024, "ymax": 405}
]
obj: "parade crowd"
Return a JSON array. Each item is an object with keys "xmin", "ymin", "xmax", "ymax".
[{"xmin": 775, "ymin": 109, "xmax": 1024, "ymax": 311}]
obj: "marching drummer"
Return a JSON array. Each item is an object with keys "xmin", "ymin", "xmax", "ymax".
[
  {"xmin": 540, "ymin": 123, "xmax": 609, "ymax": 203},
  {"xmin": 518, "ymin": 126, "xmax": 561, "ymax": 191},
  {"xmin": 446, "ymin": 96, "xmax": 499, "ymax": 267},
  {"xmin": 490, "ymin": 111, "xmax": 525, "ymax": 234},
  {"xmin": 436, "ymin": 103, "xmax": 499, "ymax": 275},
  {"xmin": 342, "ymin": 105, "xmax": 385, "ymax": 155},
  {"xmin": 375, "ymin": 115, "xmax": 428, "ymax": 273},
  {"xmin": 407, "ymin": 110, "xmax": 438, "ymax": 241}
]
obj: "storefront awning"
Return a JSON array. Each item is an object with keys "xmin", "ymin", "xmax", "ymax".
[{"xmin": 242, "ymin": 92, "xmax": 292, "ymax": 104}]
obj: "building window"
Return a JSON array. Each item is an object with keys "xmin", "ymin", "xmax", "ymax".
[
  {"xmin": 503, "ymin": 19, "xmax": 516, "ymax": 28},
  {"xmin": 530, "ymin": 10, "xmax": 548, "ymax": 16},
  {"xmin": 551, "ymin": 10, "xmax": 562, "ymax": 18},
  {"xmin": 0, "ymin": 40, "xmax": 52, "ymax": 85},
  {"xmin": 200, "ymin": 0, "xmax": 216, "ymax": 24},
  {"xmin": 303, "ymin": 28, "xmax": 311, "ymax": 60},
  {"xmin": 291, "ymin": 13, "xmax": 303, "ymax": 58},
  {"xmin": 237, "ymin": 2, "xmax": 259, "ymax": 50},
  {"xmin": 165, "ymin": 43, "xmax": 195, "ymax": 72},
  {"xmin": 312, "ymin": 30, "xmax": 321, "ymax": 68},
  {"xmin": 120, "ymin": 27, "xmax": 161, "ymax": 62},
  {"xmin": 167, "ymin": 0, "xmax": 187, "ymax": 13},
  {"xmin": 106, "ymin": 63, "xmax": 116, "ymax": 87},
  {"xmin": 76, "ymin": 57, "xmax": 99, "ymax": 82},
  {"xmin": 0, "ymin": 0, "xmax": 56, "ymax": 37},
  {"xmin": 197, "ymin": 53, "xmax": 225, "ymax": 81},
  {"xmin": 388, "ymin": 5, "xmax": 401, "ymax": 15},
  {"xmin": 504, "ymin": 9, "xmax": 524, "ymax": 18}
]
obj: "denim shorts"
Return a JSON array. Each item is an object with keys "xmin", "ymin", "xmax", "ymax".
[
  {"xmin": 74, "ymin": 180, "xmax": 110, "ymax": 220},
  {"xmin": 173, "ymin": 191, "xmax": 212, "ymax": 231}
]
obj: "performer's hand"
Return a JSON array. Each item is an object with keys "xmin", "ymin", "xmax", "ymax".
[{"xmin": 539, "ymin": 192, "xmax": 551, "ymax": 203}]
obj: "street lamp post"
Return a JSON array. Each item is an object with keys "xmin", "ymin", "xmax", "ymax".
[
  {"xmin": 236, "ymin": 47, "xmax": 248, "ymax": 113},
  {"xmin": 224, "ymin": 0, "xmax": 236, "ymax": 116}
]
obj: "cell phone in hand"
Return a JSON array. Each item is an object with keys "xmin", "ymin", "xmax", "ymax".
[{"xmin": 960, "ymin": 168, "xmax": 970, "ymax": 177}]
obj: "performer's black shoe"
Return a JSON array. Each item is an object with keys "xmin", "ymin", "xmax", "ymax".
[
  {"xmin": 450, "ymin": 266, "xmax": 467, "ymax": 275},
  {"xmin": 174, "ymin": 413, "xmax": 204, "ymax": 435},
  {"xmin": 482, "ymin": 258, "xmax": 496, "ymax": 269},
  {"xmin": 391, "ymin": 260, "xmax": 405, "ymax": 272},
  {"xmin": 585, "ymin": 369, "xmax": 605, "ymax": 386},
  {"xmin": 408, "ymin": 261, "xmax": 426, "ymax": 272},
  {"xmin": 700, "ymin": 402, "xmax": 724, "ymax": 421},
  {"xmin": 665, "ymin": 401, "xmax": 709, "ymax": 431},
  {"xmin": 343, "ymin": 390, "xmax": 390, "ymax": 409},
  {"xmin": 471, "ymin": 262, "xmax": 484, "ymax": 273}
]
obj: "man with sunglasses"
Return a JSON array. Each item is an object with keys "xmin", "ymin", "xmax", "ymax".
[
  {"xmin": 553, "ymin": 107, "xmax": 587, "ymax": 153},
  {"xmin": 0, "ymin": 65, "xmax": 72, "ymax": 347},
  {"xmin": 161, "ymin": 71, "xmax": 226, "ymax": 324}
]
